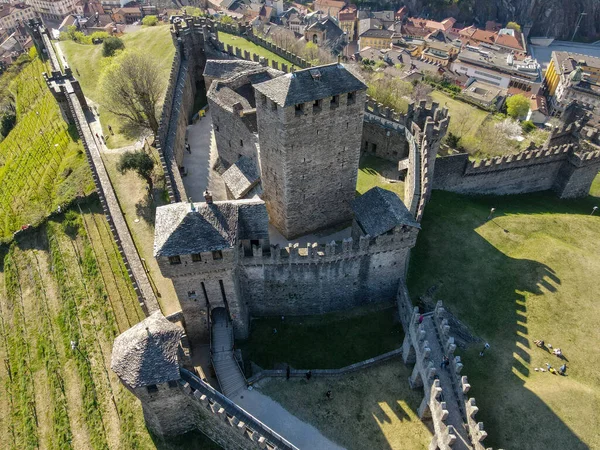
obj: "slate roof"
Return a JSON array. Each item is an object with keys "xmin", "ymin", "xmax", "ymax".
[
  {"xmin": 111, "ymin": 312, "xmax": 183, "ymax": 389},
  {"xmin": 154, "ymin": 199, "xmax": 269, "ymax": 257},
  {"xmin": 222, "ymin": 156, "xmax": 261, "ymax": 199},
  {"xmin": 203, "ymin": 59, "xmax": 262, "ymax": 81},
  {"xmin": 253, "ymin": 63, "xmax": 367, "ymax": 107},
  {"xmin": 360, "ymin": 28, "xmax": 393, "ymax": 39},
  {"xmin": 352, "ymin": 187, "xmax": 420, "ymax": 236}
]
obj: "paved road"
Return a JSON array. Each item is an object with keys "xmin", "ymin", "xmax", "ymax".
[{"xmin": 230, "ymin": 388, "xmax": 345, "ymax": 450}]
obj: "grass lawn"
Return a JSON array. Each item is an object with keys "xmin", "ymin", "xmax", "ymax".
[
  {"xmin": 357, "ymin": 155, "xmax": 404, "ymax": 199},
  {"xmin": 238, "ymin": 304, "xmax": 402, "ymax": 370},
  {"xmin": 101, "ymin": 151, "xmax": 179, "ymax": 314},
  {"xmin": 407, "ymin": 176, "xmax": 600, "ymax": 450},
  {"xmin": 59, "ymin": 25, "xmax": 175, "ymax": 148},
  {"xmin": 430, "ymin": 91, "xmax": 549, "ymax": 157},
  {"xmin": 218, "ymin": 32, "xmax": 293, "ymax": 67},
  {"xmin": 260, "ymin": 360, "xmax": 432, "ymax": 449}
]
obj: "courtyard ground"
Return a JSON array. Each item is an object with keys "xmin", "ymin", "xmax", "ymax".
[
  {"xmin": 218, "ymin": 32, "xmax": 293, "ymax": 67},
  {"xmin": 407, "ymin": 176, "xmax": 600, "ymax": 449},
  {"xmin": 237, "ymin": 304, "xmax": 402, "ymax": 371},
  {"xmin": 357, "ymin": 155, "xmax": 404, "ymax": 199},
  {"xmin": 259, "ymin": 359, "xmax": 432, "ymax": 450}
]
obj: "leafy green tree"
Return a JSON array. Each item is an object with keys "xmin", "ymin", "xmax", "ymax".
[
  {"xmin": 0, "ymin": 112, "xmax": 16, "ymax": 137},
  {"xmin": 90, "ymin": 31, "xmax": 110, "ymax": 42},
  {"xmin": 506, "ymin": 94, "xmax": 530, "ymax": 119},
  {"xmin": 506, "ymin": 22, "xmax": 522, "ymax": 33},
  {"xmin": 521, "ymin": 120, "xmax": 536, "ymax": 133},
  {"xmin": 117, "ymin": 150, "xmax": 155, "ymax": 191},
  {"xmin": 142, "ymin": 15, "xmax": 158, "ymax": 26},
  {"xmin": 102, "ymin": 36, "xmax": 125, "ymax": 57},
  {"xmin": 220, "ymin": 15, "xmax": 235, "ymax": 25},
  {"xmin": 99, "ymin": 51, "xmax": 164, "ymax": 135},
  {"xmin": 185, "ymin": 7, "xmax": 205, "ymax": 16}
]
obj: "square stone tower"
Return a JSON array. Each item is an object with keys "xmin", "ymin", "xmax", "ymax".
[{"xmin": 253, "ymin": 63, "xmax": 367, "ymax": 239}]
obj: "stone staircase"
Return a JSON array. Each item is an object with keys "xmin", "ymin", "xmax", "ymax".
[{"xmin": 211, "ymin": 309, "xmax": 247, "ymax": 397}]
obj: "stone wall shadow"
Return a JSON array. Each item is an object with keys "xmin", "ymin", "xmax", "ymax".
[{"xmin": 407, "ymin": 189, "xmax": 592, "ymax": 449}]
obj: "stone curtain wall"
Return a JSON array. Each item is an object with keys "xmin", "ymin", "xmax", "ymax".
[
  {"xmin": 362, "ymin": 115, "xmax": 409, "ymax": 162},
  {"xmin": 433, "ymin": 145, "xmax": 600, "ymax": 198},
  {"xmin": 239, "ymin": 228, "xmax": 418, "ymax": 316},
  {"xmin": 216, "ymin": 22, "xmax": 312, "ymax": 69}
]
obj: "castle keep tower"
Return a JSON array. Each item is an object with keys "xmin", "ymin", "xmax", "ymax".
[{"xmin": 253, "ymin": 64, "xmax": 367, "ymax": 239}]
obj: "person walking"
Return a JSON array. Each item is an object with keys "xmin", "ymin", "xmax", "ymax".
[
  {"xmin": 306, "ymin": 370, "xmax": 312, "ymax": 381},
  {"xmin": 441, "ymin": 355, "xmax": 449, "ymax": 370},
  {"xmin": 325, "ymin": 390, "xmax": 332, "ymax": 400}
]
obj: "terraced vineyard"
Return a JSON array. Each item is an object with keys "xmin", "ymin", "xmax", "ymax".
[
  {"xmin": 0, "ymin": 203, "xmax": 154, "ymax": 449},
  {"xmin": 0, "ymin": 57, "xmax": 94, "ymax": 242}
]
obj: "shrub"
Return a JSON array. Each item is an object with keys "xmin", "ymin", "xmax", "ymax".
[
  {"xmin": 521, "ymin": 120, "xmax": 536, "ymax": 133},
  {"xmin": 90, "ymin": 31, "xmax": 110, "ymax": 43},
  {"xmin": 102, "ymin": 36, "xmax": 125, "ymax": 57},
  {"xmin": 142, "ymin": 15, "xmax": 158, "ymax": 26}
]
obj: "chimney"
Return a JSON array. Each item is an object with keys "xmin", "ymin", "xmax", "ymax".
[{"xmin": 204, "ymin": 190, "xmax": 213, "ymax": 204}]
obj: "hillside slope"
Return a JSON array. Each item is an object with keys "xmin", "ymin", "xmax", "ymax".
[{"xmin": 402, "ymin": 0, "xmax": 600, "ymax": 40}]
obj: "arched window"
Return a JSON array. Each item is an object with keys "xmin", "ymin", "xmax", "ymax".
[{"xmin": 312, "ymin": 34, "xmax": 318, "ymax": 44}]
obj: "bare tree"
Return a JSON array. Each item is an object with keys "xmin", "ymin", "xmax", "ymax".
[
  {"xmin": 99, "ymin": 51, "xmax": 165, "ymax": 136},
  {"xmin": 411, "ymin": 82, "xmax": 433, "ymax": 103}
]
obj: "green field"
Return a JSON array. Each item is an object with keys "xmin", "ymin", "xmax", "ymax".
[
  {"xmin": 238, "ymin": 305, "xmax": 402, "ymax": 370},
  {"xmin": 0, "ymin": 201, "xmax": 219, "ymax": 449},
  {"xmin": 407, "ymin": 177, "xmax": 600, "ymax": 449},
  {"xmin": 218, "ymin": 32, "xmax": 293, "ymax": 67},
  {"xmin": 261, "ymin": 360, "xmax": 432, "ymax": 450},
  {"xmin": 59, "ymin": 26, "xmax": 176, "ymax": 148},
  {"xmin": 430, "ymin": 90, "xmax": 549, "ymax": 157},
  {"xmin": 0, "ymin": 57, "xmax": 94, "ymax": 242}
]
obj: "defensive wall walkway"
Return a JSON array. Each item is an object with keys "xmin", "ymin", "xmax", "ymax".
[{"xmin": 37, "ymin": 22, "xmax": 160, "ymax": 316}]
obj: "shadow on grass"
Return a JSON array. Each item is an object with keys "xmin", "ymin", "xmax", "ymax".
[
  {"xmin": 407, "ymin": 189, "xmax": 592, "ymax": 449},
  {"xmin": 150, "ymin": 429, "xmax": 223, "ymax": 450}
]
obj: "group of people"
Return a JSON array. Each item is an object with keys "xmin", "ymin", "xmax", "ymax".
[{"xmin": 534, "ymin": 339, "xmax": 567, "ymax": 375}]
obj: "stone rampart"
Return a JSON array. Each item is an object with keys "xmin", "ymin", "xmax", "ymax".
[
  {"xmin": 180, "ymin": 368, "xmax": 298, "ymax": 450},
  {"xmin": 432, "ymin": 302, "xmax": 488, "ymax": 449},
  {"xmin": 433, "ymin": 144, "xmax": 600, "ymax": 198}
]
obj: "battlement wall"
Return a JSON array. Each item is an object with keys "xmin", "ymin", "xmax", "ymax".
[
  {"xmin": 433, "ymin": 144, "xmax": 600, "ymax": 198},
  {"xmin": 432, "ymin": 302, "xmax": 488, "ymax": 449},
  {"xmin": 178, "ymin": 368, "xmax": 298, "ymax": 449}
]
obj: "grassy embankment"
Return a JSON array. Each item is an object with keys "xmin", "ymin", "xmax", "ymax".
[
  {"xmin": 217, "ymin": 32, "xmax": 293, "ymax": 67},
  {"xmin": 407, "ymin": 175, "xmax": 600, "ymax": 449},
  {"xmin": 59, "ymin": 25, "xmax": 175, "ymax": 149},
  {"xmin": 0, "ymin": 57, "xmax": 94, "ymax": 241}
]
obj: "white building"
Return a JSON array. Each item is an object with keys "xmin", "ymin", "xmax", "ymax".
[
  {"xmin": 0, "ymin": 3, "xmax": 36, "ymax": 40},
  {"xmin": 25, "ymin": 0, "xmax": 77, "ymax": 20}
]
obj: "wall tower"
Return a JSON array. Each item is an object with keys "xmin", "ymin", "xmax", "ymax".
[{"xmin": 253, "ymin": 63, "xmax": 367, "ymax": 239}]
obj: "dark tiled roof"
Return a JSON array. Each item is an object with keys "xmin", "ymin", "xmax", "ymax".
[
  {"xmin": 203, "ymin": 59, "xmax": 262, "ymax": 81},
  {"xmin": 253, "ymin": 63, "xmax": 366, "ymax": 107},
  {"xmin": 111, "ymin": 312, "xmax": 183, "ymax": 389},
  {"xmin": 154, "ymin": 199, "xmax": 269, "ymax": 256},
  {"xmin": 154, "ymin": 202, "xmax": 239, "ymax": 256},
  {"xmin": 238, "ymin": 200, "xmax": 269, "ymax": 240},
  {"xmin": 360, "ymin": 28, "xmax": 393, "ymax": 38},
  {"xmin": 352, "ymin": 187, "xmax": 420, "ymax": 236},
  {"xmin": 222, "ymin": 156, "xmax": 261, "ymax": 199}
]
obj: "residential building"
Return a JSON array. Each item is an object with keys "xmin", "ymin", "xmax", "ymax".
[
  {"xmin": 338, "ymin": 3, "xmax": 356, "ymax": 41},
  {"xmin": 420, "ymin": 40, "xmax": 458, "ymax": 66},
  {"xmin": 461, "ymin": 79, "xmax": 507, "ymax": 109},
  {"xmin": 0, "ymin": 3, "xmax": 35, "ymax": 36},
  {"xmin": 452, "ymin": 45, "xmax": 541, "ymax": 92},
  {"xmin": 304, "ymin": 16, "xmax": 345, "ymax": 52},
  {"xmin": 545, "ymin": 51, "xmax": 600, "ymax": 115},
  {"xmin": 25, "ymin": 0, "xmax": 77, "ymax": 20},
  {"xmin": 359, "ymin": 27, "xmax": 392, "ymax": 51},
  {"xmin": 405, "ymin": 16, "xmax": 456, "ymax": 34},
  {"xmin": 112, "ymin": 6, "xmax": 141, "ymax": 24},
  {"xmin": 313, "ymin": 0, "xmax": 345, "ymax": 18},
  {"xmin": 394, "ymin": 6, "xmax": 407, "ymax": 21},
  {"xmin": 527, "ymin": 94, "xmax": 549, "ymax": 124}
]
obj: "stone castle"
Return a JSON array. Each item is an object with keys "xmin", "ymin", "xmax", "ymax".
[{"xmin": 87, "ymin": 16, "xmax": 598, "ymax": 450}]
